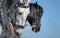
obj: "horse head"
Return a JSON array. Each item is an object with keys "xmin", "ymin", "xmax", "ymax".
[{"xmin": 27, "ymin": 2, "xmax": 43, "ymax": 32}]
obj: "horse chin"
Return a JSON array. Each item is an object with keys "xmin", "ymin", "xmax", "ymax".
[{"xmin": 32, "ymin": 24, "xmax": 40, "ymax": 33}]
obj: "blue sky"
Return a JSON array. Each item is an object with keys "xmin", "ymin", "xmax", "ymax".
[{"xmin": 21, "ymin": 0, "xmax": 60, "ymax": 38}]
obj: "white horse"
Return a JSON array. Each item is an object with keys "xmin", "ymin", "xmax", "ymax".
[
  {"xmin": 0, "ymin": 0, "xmax": 31, "ymax": 38},
  {"xmin": 7, "ymin": 0, "xmax": 31, "ymax": 38},
  {"xmin": 15, "ymin": 0, "xmax": 31, "ymax": 36}
]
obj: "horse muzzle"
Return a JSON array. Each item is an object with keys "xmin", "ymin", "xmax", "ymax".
[{"xmin": 31, "ymin": 24, "xmax": 41, "ymax": 33}]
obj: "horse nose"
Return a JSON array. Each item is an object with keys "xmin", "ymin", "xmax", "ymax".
[{"xmin": 32, "ymin": 24, "xmax": 41, "ymax": 33}]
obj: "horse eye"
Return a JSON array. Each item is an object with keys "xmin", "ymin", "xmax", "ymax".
[
  {"xmin": 35, "ymin": 13, "xmax": 36, "ymax": 15},
  {"xmin": 18, "ymin": 13, "xmax": 22, "ymax": 15}
]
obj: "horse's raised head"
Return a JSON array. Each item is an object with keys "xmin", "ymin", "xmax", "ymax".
[{"xmin": 27, "ymin": 2, "xmax": 43, "ymax": 33}]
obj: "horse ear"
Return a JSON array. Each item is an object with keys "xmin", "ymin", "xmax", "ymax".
[{"xmin": 36, "ymin": 1, "xmax": 38, "ymax": 5}]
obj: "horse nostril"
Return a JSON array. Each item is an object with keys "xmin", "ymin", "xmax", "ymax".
[
  {"xmin": 32, "ymin": 27, "xmax": 34, "ymax": 31},
  {"xmin": 16, "ymin": 32, "xmax": 19, "ymax": 36}
]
